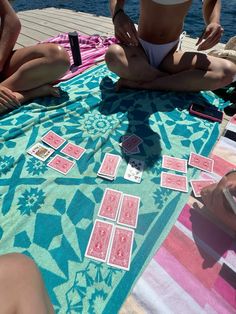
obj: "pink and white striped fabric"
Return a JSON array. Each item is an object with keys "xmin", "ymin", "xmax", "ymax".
[
  {"xmin": 42, "ymin": 33, "xmax": 118, "ymax": 81},
  {"xmin": 127, "ymin": 116, "xmax": 236, "ymax": 314}
]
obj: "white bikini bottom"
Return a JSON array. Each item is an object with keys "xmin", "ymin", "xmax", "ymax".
[{"xmin": 139, "ymin": 34, "xmax": 185, "ymax": 68}]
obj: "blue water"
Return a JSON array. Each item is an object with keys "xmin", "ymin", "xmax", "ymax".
[{"xmin": 12, "ymin": 0, "xmax": 235, "ymax": 43}]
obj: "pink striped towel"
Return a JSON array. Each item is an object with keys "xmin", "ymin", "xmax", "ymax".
[{"xmin": 42, "ymin": 33, "xmax": 118, "ymax": 82}]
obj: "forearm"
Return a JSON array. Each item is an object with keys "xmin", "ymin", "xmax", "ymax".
[
  {"xmin": 110, "ymin": 0, "xmax": 125, "ymax": 16},
  {"xmin": 0, "ymin": 0, "xmax": 21, "ymax": 69},
  {"xmin": 202, "ymin": 0, "xmax": 221, "ymax": 24}
]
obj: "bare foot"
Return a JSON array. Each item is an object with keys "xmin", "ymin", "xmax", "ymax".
[
  {"xmin": 13, "ymin": 85, "xmax": 61, "ymax": 104},
  {"xmin": 116, "ymin": 78, "xmax": 144, "ymax": 91}
]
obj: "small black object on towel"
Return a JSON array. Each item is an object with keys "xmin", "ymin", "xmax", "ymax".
[{"xmin": 68, "ymin": 31, "xmax": 82, "ymax": 66}]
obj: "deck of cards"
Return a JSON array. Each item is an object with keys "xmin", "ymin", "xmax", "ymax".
[
  {"xmin": 97, "ymin": 153, "xmax": 121, "ymax": 181},
  {"xmin": 120, "ymin": 134, "xmax": 142, "ymax": 155},
  {"xmin": 27, "ymin": 130, "xmax": 86, "ymax": 175},
  {"xmin": 85, "ymin": 188, "xmax": 140, "ymax": 271}
]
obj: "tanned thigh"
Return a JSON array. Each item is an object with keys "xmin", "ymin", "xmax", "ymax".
[
  {"xmin": 159, "ymin": 50, "xmax": 220, "ymax": 74},
  {"xmin": 1, "ymin": 43, "xmax": 55, "ymax": 79},
  {"xmin": 107, "ymin": 43, "xmax": 159, "ymax": 81}
]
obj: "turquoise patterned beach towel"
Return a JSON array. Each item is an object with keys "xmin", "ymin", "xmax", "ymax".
[{"xmin": 0, "ymin": 64, "xmax": 223, "ymax": 313}]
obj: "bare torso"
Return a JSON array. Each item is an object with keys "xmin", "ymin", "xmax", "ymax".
[{"xmin": 138, "ymin": 0, "xmax": 192, "ymax": 44}]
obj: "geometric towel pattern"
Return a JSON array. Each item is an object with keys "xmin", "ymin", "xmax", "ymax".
[{"xmin": 0, "ymin": 63, "xmax": 224, "ymax": 313}]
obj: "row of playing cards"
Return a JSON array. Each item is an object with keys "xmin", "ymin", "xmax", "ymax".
[
  {"xmin": 85, "ymin": 219, "xmax": 134, "ymax": 271},
  {"xmin": 120, "ymin": 134, "xmax": 143, "ymax": 155},
  {"xmin": 162, "ymin": 152, "xmax": 214, "ymax": 174},
  {"xmin": 98, "ymin": 188, "xmax": 140, "ymax": 228},
  {"xmin": 27, "ymin": 130, "xmax": 86, "ymax": 175}
]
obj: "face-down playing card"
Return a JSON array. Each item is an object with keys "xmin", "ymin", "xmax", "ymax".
[
  {"xmin": 190, "ymin": 179, "xmax": 215, "ymax": 197},
  {"xmin": 47, "ymin": 154, "xmax": 75, "ymax": 175},
  {"xmin": 107, "ymin": 225, "xmax": 134, "ymax": 271},
  {"xmin": 161, "ymin": 172, "xmax": 188, "ymax": 193},
  {"xmin": 98, "ymin": 188, "xmax": 123, "ymax": 221},
  {"xmin": 41, "ymin": 130, "xmax": 66, "ymax": 149},
  {"xmin": 162, "ymin": 155, "xmax": 187, "ymax": 173},
  {"xmin": 121, "ymin": 134, "xmax": 143, "ymax": 153},
  {"xmin": 97, "ymin": 153, "xmax": 121, "ymax": 180},
  {"xmin": 61, "ymin": 142, "xmax": 86, "ymax": 160},
  {"xmin": 188, "ymin": 152, "xmax": 214, "ymax": 173},
  {"xmin": 85, "ymin": 219, "xmax": 114, "ymax": 262},
  {"xmin": 117, "ymin": 194, "xmax": 140, "ymax": 228}
]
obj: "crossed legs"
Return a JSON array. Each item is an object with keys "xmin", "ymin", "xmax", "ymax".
[
  {"xmin": 105, "ymin": 43, "xmax": 236, "ymax": 92},
  {"xmin": 0, "ymin": 253, "xmax": 54, "ymax": 314},
  {"xmin": 0, "ymin": 43, "xmax": 70, "ymax": 114}
]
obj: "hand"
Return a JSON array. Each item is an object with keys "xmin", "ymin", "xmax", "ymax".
[
  {"xmin": 113, "ymin": 10, "xmax": 139, "ymax": 46},
  {"xmin": 201, "ymin": 173, "xmax": 236, "ymax": 231},
  {"xmin": 196, "ymin": 22, "xmax": 224, "ymax": 51},
  {"xmin": 0, "ymin": 85, "xmax": 20, "ymax": 113}
]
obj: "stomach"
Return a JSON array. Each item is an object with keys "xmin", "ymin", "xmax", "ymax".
[{"xmin": 138, "ymin": 0, "xmax": 192, "ymax": 44}]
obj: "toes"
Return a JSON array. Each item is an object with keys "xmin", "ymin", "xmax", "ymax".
[{"xmin": 51, "ymin": 87, "xmax": 61, "ymax": 97}]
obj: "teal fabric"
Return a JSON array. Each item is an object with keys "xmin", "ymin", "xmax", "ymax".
[{"xmin": 0, "ymin": 64, "xmax": 224, "ymax": 313}]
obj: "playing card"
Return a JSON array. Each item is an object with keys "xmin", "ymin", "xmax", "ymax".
[
  {"xmin": 85, "ymin": 219, "xmax": 114, "ymax": 262},
  {"xmin": 161, "ymin": 172, "xmax": 188, "ymax": 192},
  {"xmin": 27, "ymin": 143, "xmax": 54, "ymax": 161},
  {"xmin": 190, "ymin": 179, "xmax": 215, "ymax": 197},
  {"xmin": 124, "ymin": 158, "xmax": 145, "ymax": 183},
  {"xmin": 47, "ymin": 154, "xmax": 75, "ymax": 175},
  {"xmin": 117, "ymin": 194, "xmax": 140, "ymax": 228},
  {"xmin": 188, "ymin": 152, "xmax": 214, "ymax": 173},
  {"xmin": 107, "ymin": 225, "xmax": 134, "ymax": 271},
  {"xmin": 97, "ymin": 153, "xmax": 121, "ymax": 180},
  {"xmin": 98, "ymin": 188, "xmax": 123, "ymax": 221},
  {"xmin": 61, "ymin": 142, "xmax": 86, "ymax": 160},
  {"xmin": 162, "ymin": 155, "xmax": 187, "ymax": 173},
  {"xmin": 41, "ymin": 130, "xmax": 66, "ymax": 149},
  {"xmin": 121, "ymin": 134, "xmax": 143, "ymax": 152},
  {"xmin": 121, "ymin": 135, "xmax": 140, "ymax": 155},
  {"xmin": 123, "ymin": 146, "xmax": 140, "ymax": 155}
]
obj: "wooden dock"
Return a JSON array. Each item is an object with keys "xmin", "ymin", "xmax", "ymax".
[
  {"xmin": 16, "ymin": 7, "xmax": 225, "ymax": 51},
  {"xmin": 15, "ymin": 8, "xmax": 231, "ymax": 313}
]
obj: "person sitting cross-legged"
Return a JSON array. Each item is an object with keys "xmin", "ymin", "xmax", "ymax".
[
  {"xmin": 105, "ymin": 0, "xmax": 236, "ymax": 93},
  {"xmin": 0, "ymin": 0, "xmax": 70, "ymax": 115}
]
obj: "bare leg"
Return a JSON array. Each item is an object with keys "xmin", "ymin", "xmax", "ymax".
[
  {"xmin": 106, "ymin": 44, "xmax": 236, "ymax": 92},
  {"xmin": 105, "ymin": 44, "xmax": 167, "ymax": 83},
  {"xmin": 0, "ymin": 253, "xmax": 54, "ymax": 314},
  {"xmin": 0, "ymin": 43, "xmax": 70, "ymax": 105}
]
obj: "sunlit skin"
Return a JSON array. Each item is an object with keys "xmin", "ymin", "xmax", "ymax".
[
  {"xmin": 201, "ymin": 171, "xmax": 236, "ymax": 231},
  {"xmin": 0, "ymin": 0, "xmax": 70, "ymax": 115},
  {"xmin": 105, "ymin": 0, "xmax": 236, "ymax": 92}
]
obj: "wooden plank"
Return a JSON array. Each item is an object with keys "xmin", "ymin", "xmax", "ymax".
[
  {"xmin": 18, "ymin": 10, "xmax": 112, "ymax": 36},
  {"xmin": 18, "ymin": 14, "xmax": 77, "ymax": 35},
  {"xmin": 19, "ymin": 19, "xmax": 58, "ymax": 37}
]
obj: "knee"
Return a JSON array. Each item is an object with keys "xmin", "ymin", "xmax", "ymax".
[
  {"xmin": 0, "ymin": 253, "xmax": 38, "ymax": 281},
  {"xmin": 46, "ymin": 44, "xmax": 70, "ymax": 72},
  {"xmin": 105, "ymin": 44, "xmax": 125, "ymax": 71},
  {"xmin": 215, "ymin": 60, "xmax": 236, "ymax": 89}
]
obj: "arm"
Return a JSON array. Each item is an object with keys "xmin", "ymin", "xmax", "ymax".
[
  {"xmin": 109, "ymin": 0, "xmax": 139, "ymax": 46},
  {"xmin": 197, "ymin": 0, "xmax": 223, "ymax": 50},
  {"xmin": 202, "ymin": 0, "xmax": 221, "ymax": 25},
  {"xmin": 110, "ymin": 0, "xmax": 125, "ymax": 18},
  {"xmin": 0, "ymin": 0, "xmax": 21, "ymax": 71}
]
